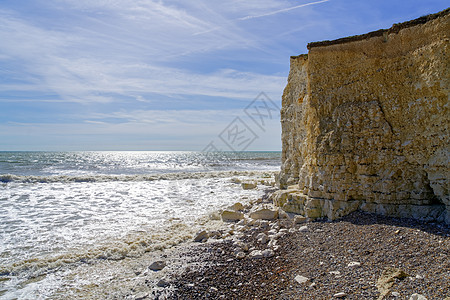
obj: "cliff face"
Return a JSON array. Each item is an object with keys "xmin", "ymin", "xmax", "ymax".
[{"xmin": 274, "ymin": 9, "xmax": 450, "ymax": 223}]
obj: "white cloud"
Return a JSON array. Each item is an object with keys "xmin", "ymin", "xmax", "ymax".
[
  {"xmin": 89, "ymin": 108, "xmax": 243, "ymax": 124},
  {"xmin": 0, "ymin": 3, "xmax": 287, "ymax": 105},
  {"xmin": 0, "ymin": 0, "xmax": 333, "ymax": 149}
]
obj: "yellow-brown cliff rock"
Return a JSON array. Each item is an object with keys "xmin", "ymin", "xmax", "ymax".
[{"xmin": 275, "ymin": 9, "xmax": 450, "ymax": 223}]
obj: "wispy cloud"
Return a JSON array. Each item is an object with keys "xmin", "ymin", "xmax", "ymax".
[
  {"xmin": 0, "ymin": 0, "xmax": 311, "ymax": 149},
  {"xmin": 88, "ymin": 108, "xmax": 243, "ymax": 124},
  {"xmin": 2, "ymin": 0, "xmax": 448, "ymax": 150},
  {"xmin": 0, "ymin": 3, "xmax": 287, "ymax": 105},
  {"xmin": 238, "ymin": 0, "xmax": 330, "ymax": 21}
]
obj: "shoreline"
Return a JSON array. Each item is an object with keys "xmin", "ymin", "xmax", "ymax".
[
  {"xmin": 0, "ymin": 169, "xmax": 279, "ymax": 299},
  {"xmin": 122, "ymin": 189, "xmax": 450, "ymax": 300}
]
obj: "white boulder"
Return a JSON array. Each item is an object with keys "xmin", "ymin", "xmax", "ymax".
[
  {"xmin": 294, "ymin": 275, "xmax": 309, "ymax": 284},
  {"xmin": 250, "ymin": 208, "xmax": 278, "ymax": 220}
]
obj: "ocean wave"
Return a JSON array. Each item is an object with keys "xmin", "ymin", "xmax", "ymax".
[
  {"xmin": 0, "ymin": 222, "xmax": 197, "ymax": 278},
  {"xmin": 0, "ymin": 170, "xmax": 278, "ymax": 184},
  {"xmin": 231, "ymin": 157, "xmax": 280, "ymax": 161}
]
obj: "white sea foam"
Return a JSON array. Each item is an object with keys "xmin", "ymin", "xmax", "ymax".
[
  {"xmin": 0, "ymin": 170, "xmax": 275, "ymax": 184},
  {"xmin": 0, "ymin": 152, "xmax": 281, "ymax": 298},
  {"xmin": 0, "ymin": 167, "xmax": 278, "ymax": 299}
]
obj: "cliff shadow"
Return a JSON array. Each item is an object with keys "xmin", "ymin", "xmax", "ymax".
[{"xmin": 322, "ymin": 210, "xmax": 450, "ymax": 238}]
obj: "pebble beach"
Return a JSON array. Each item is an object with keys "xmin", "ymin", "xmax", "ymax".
[{"xmin": 123, "ymin": 193, "xmax": 450, "ymax": 300}]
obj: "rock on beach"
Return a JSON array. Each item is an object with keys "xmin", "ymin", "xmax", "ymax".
[
  {"xmin": 249, "ymin": 208, "xmax": 278, "ymax": 220},
  {"xmin": 294, "ymin": 275, "xmax": 309, "ymax": 284},
  {"xmin": 221, "ymin": 210, "xmax": 244, "ymax": 222},
  {"xmin": 193, "ymin": 230, "xmax": 209, "ymax": 242},
  {"xmin": 241, "ymin": 182, "xmax": 257, "ymax": 190},
  {"xmin": 149, "ymin": 261, "xmax": 166, "ymax": 271}
]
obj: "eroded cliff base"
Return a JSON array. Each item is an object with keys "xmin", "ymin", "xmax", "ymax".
[
  {"xmin": 272, "ymin": 185, "xmax": 446, "ymax": 223},
  {"xmin": 276, "ymin": 9, "xmax": 449, "ymax": 223}
]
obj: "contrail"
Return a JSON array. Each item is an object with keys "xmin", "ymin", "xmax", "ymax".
[
  {"xmin": 193, "ymin": 0, "xmax": 330, "ymax": 36},
  {"xmin": 238, "ymin": 0, "xmax": 330, "ymax": 21}
]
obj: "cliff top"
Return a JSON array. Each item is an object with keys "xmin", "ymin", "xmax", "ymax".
[{"xmin": 306, "ymin": 8, "xmax": 449, "ymax": 50}]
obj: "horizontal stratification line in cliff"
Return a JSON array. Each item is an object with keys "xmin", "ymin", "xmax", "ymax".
[{"xmin": 307, "ymin": 7, "xmax": 449, "ymax": 50}]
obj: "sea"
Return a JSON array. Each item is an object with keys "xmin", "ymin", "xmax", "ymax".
[{"xmin": 0, "ymin": 151, "xmax": 281, "ymax": 299}]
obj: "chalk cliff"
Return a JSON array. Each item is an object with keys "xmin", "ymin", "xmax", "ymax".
[{"xmin": 274, "ymin": 9, "xmax": 450, "ymax": 223}]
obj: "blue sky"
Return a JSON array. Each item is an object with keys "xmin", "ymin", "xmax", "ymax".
[{"xmin": 0, "ymin": 0, "xmax": 448, "ymax": 151}]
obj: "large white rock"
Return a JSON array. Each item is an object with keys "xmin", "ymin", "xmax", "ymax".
[
  {"xmin": 134, "ymin": 292, "xmax": 149, "ymax": 300},
  {"xmin": 250, "ymin": 208, "xmax": 279, "ymax": 220},
  {"xmin": 294, "ymin": 275, "xmax": 309, "ymax": 284},
  {"xmin": 329, "ymin": 271, "xmax": 341, "ymax": 275},
  {"xmin": 249, "ymin": 250, "xmax": 263, "ymax": 259}
]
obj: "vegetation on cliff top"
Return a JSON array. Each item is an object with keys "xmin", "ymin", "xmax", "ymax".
[{"xmin": 307, "ymin": 7, "xmax": 449, "ymax": 49}]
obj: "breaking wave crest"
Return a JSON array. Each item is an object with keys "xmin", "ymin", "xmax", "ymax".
[{"xmin": 0, "ymin": 170, "xmax": 277, "ymax": 184}]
